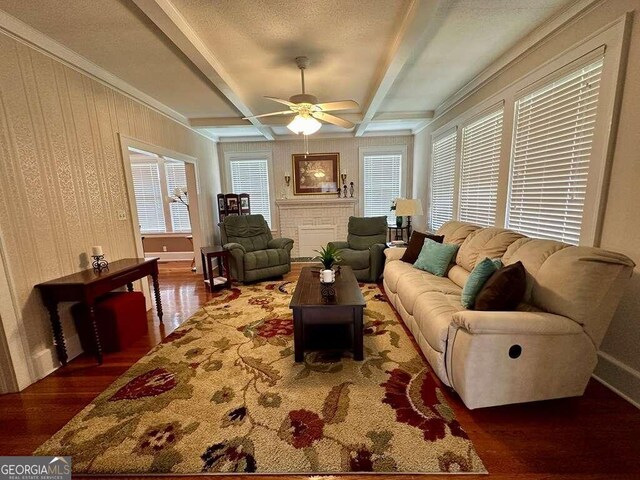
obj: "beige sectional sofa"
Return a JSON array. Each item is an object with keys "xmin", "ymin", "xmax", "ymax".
[{"xmin": 383, "ymin": 221, "xmax": 635, "ymax": 409}]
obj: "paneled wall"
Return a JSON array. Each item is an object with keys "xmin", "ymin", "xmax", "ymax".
[
  {"xmin": 218, "ymin": 135, "xmax": 413, "ymax": 232},
  {"xmin": 0, "ymin": 31, "xmax": 220, "ymax": 387}
]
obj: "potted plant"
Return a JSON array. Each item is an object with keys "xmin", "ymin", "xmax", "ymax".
[{"xmin": 314, "ymin": 244, "xmax": 341, "ymax": 283}]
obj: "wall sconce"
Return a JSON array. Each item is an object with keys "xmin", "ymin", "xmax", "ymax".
[
  {"xmin": 284, "ymin": 173, "xmax": 291, "ymax": 187},
  {"xmin": 341, "ymin": 169, "xmax": 347, "ymax": 185}
]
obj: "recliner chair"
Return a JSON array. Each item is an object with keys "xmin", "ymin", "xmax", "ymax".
[
  {"xmin": 220, "ymin": 214, "xmax": 293, "ymax": 283},
  {"xmin": 328, "ymin": 216, "xmax": 387, "ymax": 282}
]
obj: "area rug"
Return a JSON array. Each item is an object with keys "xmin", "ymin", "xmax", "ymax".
[{"xmin": 35, "ymin": 281, "xmax": 486, "ymax": 474}]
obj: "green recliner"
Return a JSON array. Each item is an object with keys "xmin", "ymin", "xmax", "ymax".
[
  {"xmin": 328, "ymin": 216, "xmax": 387, "ymax": 282},
  {"xmin": 220, "ymin": 215, "xmax": 294, "ymax": 283}
]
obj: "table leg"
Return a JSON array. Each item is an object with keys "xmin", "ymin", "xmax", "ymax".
[
  {"xmin": 353, "ymin": 307, "xmax": 364, "ymax": 361},
  {"xmin": 293, "ymin": 309, "xmax": 304, "ymax": 362},
  {"xmin": 88, "ymin": 303, "xmax": 103, "ymax": 365},
  {"xmin": 151, "ymin": 272, "xmax": 163, "ymax": 322},
  {"xmin": 201, "ymin": 251, "xmax": 207, "ymax": 282},
  {"xmin": 45, "ymin": 300, "xmax": 68, "ymax": 366},
  {"xmin": 207, "ymin": 255, "xmax": 214, "ymax": 292},
  {"xmin": 223, "ymin": 254, "xmax": 231, "ymax": 289},
  {"xmin": 126, "ymin": 282, "xmax": 134, "ymax": 292}
]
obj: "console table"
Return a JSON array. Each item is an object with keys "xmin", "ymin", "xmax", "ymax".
[{"xmin": 35, "ymin": 257, "xmax": 162, "ymax": 366}]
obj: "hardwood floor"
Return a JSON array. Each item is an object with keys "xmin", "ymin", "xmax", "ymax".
[{"xmin": 1, "ymin": 260, "xmax": 639, "ymax": 479}]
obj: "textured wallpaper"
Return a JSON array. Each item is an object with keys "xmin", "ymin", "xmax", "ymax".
[{"xmin": 0, "ymin": 32, "xmax": 220, "ymax": 382}]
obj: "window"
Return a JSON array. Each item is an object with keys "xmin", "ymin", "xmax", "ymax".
[
  {"xmin": 362, "ymin": 152, "xmax": 402, "ymax": 224},
  {"xmin": 459, "ymin": 108, "xmax": 504, "ymax": 227},
  {"xmin": 229, "ymin": 158, "xmax": 271, "ymax": 227},
  {"xmin": 507, "ymin": 57, "xmax": 604, "ymax": 245},
  {"xmin": 429, "ymin": 130, "xmax": 457, "ymax": 231},
  {"xmin": 131, "ymin": 163, "xmax": 166, "ymax": 234},
  {"xmin": 165, "ymin": 161, "xmax": 191, "ymax": 232}
]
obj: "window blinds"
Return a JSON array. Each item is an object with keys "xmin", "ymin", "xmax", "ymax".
[
  {"xmin": 507, "ymin": 57, "xmax": 604, "ymax": 245},
  {"xmin": 430, "ymin": 130, "xmax": 457, "ymax": 231},
  {"xmin": 131, "ymin": 163, "xmax": 166, "ymax": 233},
  {"xmin": 165, "ymin": 162, "xmax": 191, "ymax": 233},
  {"xmin": 459, "ymin": 108, "xmax": 504, "ymax": 227},
  {"xmin": 363, "ymin": 153, "xmax": 402, "ymax": 224},
  {"xmin": 230, "ymin": 159, "xmax": 271, "ymax": 227}
]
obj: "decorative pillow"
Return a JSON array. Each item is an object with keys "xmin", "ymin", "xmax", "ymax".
[
  {"xmin": 461, "ymin": 257, "xmax": 502, "ymax": 309},
  {"xmin": 475, "ymin": 261, "xmax": 527, "ymax": 311},
  {"xmin": 400, "ymin": 231, "xmax": 444, "ymax": 264},
  {"xmin": 413, "ymin": 239, "xmax": 459, "ymax": 277}
]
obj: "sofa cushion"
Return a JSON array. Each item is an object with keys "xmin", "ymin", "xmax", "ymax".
[
  {"xmin": 461, "ymin": 258, "xmax": 502, "ymax": 309},
  {"xmin": 436, "ymin": 221, "xmax": 481, "ymax": 245},
  {"xmin": 414, "ymin": 239, "xmax": 459, "ymax": 276},
  {"xmin": 447, "ymin": 265, "xmax": 470, "ymax": 288},
  {"xmin": 414, "ymin": 291, "xmax": 465, "ymax": 353},
  {"xmin": 396, "ymin": 269, "xmax": 462, "ymax": 316},
  {"xmin": 400, "ymin": 231, "xmax": 444, "ymax": 264},
  {"xmin": 338, "ymin": 248, "xmax": 370, "ymax": 270},
  {"xmin": 475, "ymin": 261, "xmax": 526, "ymax": 311},
  {"xmin": 347, "ymin": 216, "xmax": 387, "ymax": 250},
  {"xmin": 456, "ymin": 227, "xmax": 524, "ymax": 272},
  {"xmin": 244, "ymin": 249, "xmax": 288, "ymax": 271}
]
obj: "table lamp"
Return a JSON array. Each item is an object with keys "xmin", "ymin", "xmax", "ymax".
[{"xmin": 394, "ymin": 199, "xmax": 424, "ymax": 237}]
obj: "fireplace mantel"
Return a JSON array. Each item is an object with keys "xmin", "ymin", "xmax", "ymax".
[{"xmin": 275, "ymin": 198, "xmax": 357, "ymax": 207}]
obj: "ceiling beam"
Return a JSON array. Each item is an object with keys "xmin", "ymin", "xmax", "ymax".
[
  {"xmin": 132, "ymin": 0, "xmax": 274, "ymax": 140},
  {"xmin": 354, "ymin": 0, "xmax": 442, "ymax": 137}
]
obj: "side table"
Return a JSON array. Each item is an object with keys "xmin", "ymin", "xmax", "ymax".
[
  {"xmin": 388, "ymin": 225, "xmax": 411, "ymax": 242},
  {"xmin": 201, "ymin": 246, "xmax": 232, "ymax": 291}
]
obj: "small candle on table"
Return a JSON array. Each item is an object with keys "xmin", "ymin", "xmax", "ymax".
[{"xmin": 91, "ymin": 246, "xmax": 103, "ymax": 256}]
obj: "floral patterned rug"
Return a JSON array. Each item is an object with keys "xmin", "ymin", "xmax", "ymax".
[{"xmin": 35, "ymin": 281, "xmax": 485, "ymax": 474}]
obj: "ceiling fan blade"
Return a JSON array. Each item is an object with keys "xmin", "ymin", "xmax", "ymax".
[
  {"xmin": 314, "ymin": 100, "xmax": 359, "ymax": 111},
  {"xmin": 243, "ymin": 110, "xmax": 294, "ymax": 120},
  {"xmin": 264, "ymin": 96, "xmax": 297, "ymax": 107},
  {"xmin": 312, "ymin": 111, "xmax": 354, "ymax": 129}
]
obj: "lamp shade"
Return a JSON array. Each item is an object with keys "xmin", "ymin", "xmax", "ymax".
[
  {"xmin": 394, "ymin": 198, "xmax": 423, "ymax": 216},
  {"xmin": 287, "ymin": 115, "xmax": 322, "ymax": 135}
]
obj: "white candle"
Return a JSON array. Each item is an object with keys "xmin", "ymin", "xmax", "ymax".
[
  {"xmin": 341, "ymin": 169, "xmax": 347, "ymax": 175},
  {"xmin": 285, "ymin": 171, "xmax": 290, "ymax": 177},
  {"xmin": 91, "ymin": 246, "xmax": 103, "ymax": 256},
  {"xmin": 322, "ymin": 269, "xmax": 333, "ymax": 283}
]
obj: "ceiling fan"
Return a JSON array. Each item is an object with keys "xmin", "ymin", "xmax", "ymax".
[{"xmin": 243, "ymin": 56, "xmax": 359, "ymax": 135}]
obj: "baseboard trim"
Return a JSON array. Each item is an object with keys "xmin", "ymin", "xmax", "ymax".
[
  {"xmin": 145, "ymin": 252, "xmax": 193, "ymax": 261},
  {"xmin": 32, "ymin": 333, "xmax": 82, "ymax": 382},
  {"xmin": 593, "ymin": 351, "xmax": 640, "ymax": 410}
]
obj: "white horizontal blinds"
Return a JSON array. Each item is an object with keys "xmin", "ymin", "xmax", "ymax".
[
  {"xmin": 230, "ymin": 159, "xmax": 271, "ymax": 227},
  {"xmin": 508, "ymin": 57, "xmax": 604, "ymax": 245},
  {"xmin": 459, "ymin": 108, "xmax": 504, "ymax": 227},
  {"xmin": 363, "ymin": 153, "xmax": 402, "ymax": 224},
  {"xmin": 131, "ymin": 163, "xmax": 166, "ymax": 233},
  {"xmin": 165, "ymin": 162, "xmax": 191, "ymax": 233},
  {"xmin": 430, "ymin": 130, "xmax": 457, "ymax": 231}
]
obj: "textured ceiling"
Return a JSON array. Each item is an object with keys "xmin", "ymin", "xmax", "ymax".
[
  {"xmin": 171, "ymin": 0, "xmax": 408, "ymax": 115},
  {"xmin": 0, "ymin": 0, "xmax": 238, "ymax": 117},
  {"xmin": 0, "ymin": 0, "xmax": 574, "ymax": 138},
  {"xmin": 381, "ymin": 0, "xmax": 569, "ymax": 112}
]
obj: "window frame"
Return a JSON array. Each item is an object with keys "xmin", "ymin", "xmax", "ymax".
[
  {"xmin": 223, "ymin": 151, "xmax": 275, "ymax": 230},
  {"xmin": 358, "ymin": 145, "xmax": 408, "ymax": 223},
  {"xmin": 428, "ymin": 128, "xmax": 458, "ymax": 232},
  {"xmin": 426, "ymin": 15, "xmax": 628, "ymax": 246}
]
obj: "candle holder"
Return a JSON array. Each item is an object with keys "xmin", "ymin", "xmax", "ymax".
[
  {"xmin": 341, "ymin": 172, "xmax": 347, "ymax": 185},
  {"xmin": 92, "ymin": 255, "xmax": 109, "ymax": 273},
  {"xmin": 349, "ymin": 181, "xmax": 355, "ymax": 198},
  {"xmin": 284, "ymin": 174, "xmax": 291, "ymax": 187}
]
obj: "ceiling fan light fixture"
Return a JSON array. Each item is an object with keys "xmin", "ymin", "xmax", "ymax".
[{"xmin": 287, "ymin": 114, "xmax": 321, "ymax": 135}]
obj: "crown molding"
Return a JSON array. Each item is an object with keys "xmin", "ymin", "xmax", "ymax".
[
  {"xmin": 434, "ymin": 0, "xmax": 605, "ymax": 119},
  {"xmin": 0, "ymin": 9, "xmax": 193, "ymax": 127}
]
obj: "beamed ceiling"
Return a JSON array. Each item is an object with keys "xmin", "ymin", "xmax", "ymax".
[{"xmin": 0, "ymin": 0, "xmax": 575, "ymax": 141}]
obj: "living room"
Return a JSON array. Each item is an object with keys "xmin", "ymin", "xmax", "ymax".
[{"xmin": 0, "ymin": 0, "xmax": 639, "ymax": 478}]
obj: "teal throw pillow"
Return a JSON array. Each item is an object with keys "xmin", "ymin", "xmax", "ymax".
[
  {"xmin": 413, "ymin": 239, "xmax": 459, "ymax": 277},
  {"xmin": 461, "ymin": 257, "xmax": 503, "ymax": 309}
]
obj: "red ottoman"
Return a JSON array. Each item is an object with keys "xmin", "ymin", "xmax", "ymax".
[{"xmin": 72, "ymin": 291, "xmax": 148, "ymax": 354}]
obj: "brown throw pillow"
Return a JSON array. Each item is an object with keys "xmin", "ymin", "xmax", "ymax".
[
  {"xmin": 474, "ymin": 261, "xmax": 526, "ymax": 311},
  {"xmin": 400, "ymin": 231, "xmax": 444, "ymax": 264}
]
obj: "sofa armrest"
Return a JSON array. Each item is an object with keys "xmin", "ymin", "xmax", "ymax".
[
  {"xmin": 223, "ymin": 242, "xmax": 246, "ymax": 253},
  {"xmin": 451, "ymin": 310, "xmax": 583, "ymax": 336},
  {"xmin": 268, "ymin": 237, "xmax": 293, "ymax": 251},
  {"xmin": 384, "ymin": 247, "xmax": 406, "ymax": 264},
  {"xmin": 328, "ymin": 241, "xmax": 350, "ymax": 251}
]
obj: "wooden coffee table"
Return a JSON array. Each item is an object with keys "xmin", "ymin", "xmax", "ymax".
[{"xmin": 289, "ymin": 265, "xmax": 366, "ymax": 362}]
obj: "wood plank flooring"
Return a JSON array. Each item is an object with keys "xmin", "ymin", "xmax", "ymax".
[{"xmin": 0, "ymin": 261, "xmax": 639, "ymax": 479}]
